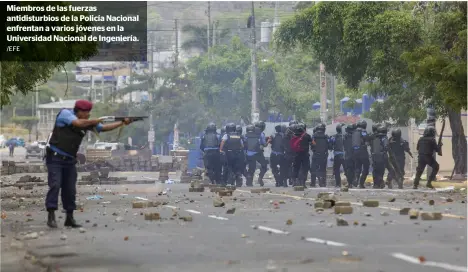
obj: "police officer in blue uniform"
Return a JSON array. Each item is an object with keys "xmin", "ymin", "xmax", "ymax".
[
  {"xmin": 220, "ymin": 123, "xmax": 245, "ymax": 186},
  {"xmin": 269, "ymin": 124, "xmax": 287, "ymax": 187},
  {"xmin": 329, "ymin": 123, "xmax": 345, "ymax": 187},
  {"xmin": 46, "ymin": 100, "xmax": 132, "ymax": 228},
  {"xmin": 200, "ymin": 123, "xmax": 221, "ymax": 185}
]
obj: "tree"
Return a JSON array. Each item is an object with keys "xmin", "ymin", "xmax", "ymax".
[
  {"xmin": 275, "ymin": 1, "xmax": 467, "ymax": 175},
  {"xmin": 181, "ymin": 24, "xmax": 230, "ymax": 53},
  {"xmin": 1, "ymin": 1, "xmax": 99, "ymax": 107},
  {"xmin": 11, "ymin": 116, "xmax": 39, "ymax": 142}
]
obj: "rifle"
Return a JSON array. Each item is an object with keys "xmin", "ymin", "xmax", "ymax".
[
  {"xmin": 99, "ymin": 116, "xmax": 148, "ymax": 123},
  {"xmin": 437, "ymin": 119, "xmax": 445, "ymax": 156}
]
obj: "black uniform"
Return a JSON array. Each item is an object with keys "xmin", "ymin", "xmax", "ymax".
[
  {"xmin": 223, "ymin": 127, "xmax": 245, "ymax": 187},
  {"xmin": 270, "ymin": 125, "xmax": 287, "ymax": 187},
  {"xmin": 387, "ymin": 129, "xmax": 412, "ymax": 189},
  {"xmin": 370, "ymin": 128, "xmax": 388, "ymax": 189},
  {"xmin": 200, "ymin": 124, "xmax": 221, "ymax": 185},
  {"xmin": 219, "ymin": 127, "xmax": 228, "ymax": 184},
  {"xmin": 413, "ymin": 127, "xmax": 440, "ymax": 189},
  {"xmin": 310, "ymin": 125, "xmax": 329, "ymax": 187},
  {"xmin": 330, "ymin": 124, "xmax": 345, "ymax": 187},
  {"xmin": 352, "ymin": 121, "xmax": 370, "ymax": 188},
  {"xmin": 343, "ymin": 125, "xmax": 355, "ymax": 187},
  {"xmin": 245, "ymin": 126, "xmax": 267, "ymax": 187}
]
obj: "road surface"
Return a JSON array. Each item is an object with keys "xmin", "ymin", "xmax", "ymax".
[{"xmin": 1, "ymin": 176, "xmax": 466, "ymax": 272}]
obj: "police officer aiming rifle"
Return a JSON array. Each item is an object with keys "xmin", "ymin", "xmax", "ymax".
[{"xmin": 45, "ymin": 100, "xmax": 139, "ymax": 229}]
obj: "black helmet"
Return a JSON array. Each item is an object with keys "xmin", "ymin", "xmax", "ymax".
[
  {"xmin": 317, "ymin": 123, "xmax": 326, "ymax": 132},
  {"xmin": 372, "ymin": 124, "xmax": 381, "ymax": 133},
  {"xmin": 293, "ymin": 124, "xmax": 303, "ymax": 134},
  {"xmin": 358, "ymin": 120, "xmax": 367, "ymax": 129},
  {"xmin": 345, "ymin": 124, "xmax": 353, "ymax": 133},
  {"xmin": 255, "ymin": 121, "xmax": 266, "ymax": 132},
  {"xmin": 289, "ymin": 120, "xmax": 298, "ymax": 126},
  {"xmin": 246, "ymin": 124, "xmax": 255, "ymax": 133},
  {"xmin": 220, "ymin": 126, "xmax": 226, "ymax": 135},
  {"xmin": 424, "ymin": 126, "xmax": 436, "ymax": 137},
  {"xmin": 206, "ymin": 122, "xmax": 216, "ymax": 132},
  {"xmin": 377, "ymin": 126, "xmax": 387, "ymax": 134},
  {"xmin": 391, "ymin": 128, "xmax": 401, "ymax": 139},
  {"xmin": 336, "ymin": 123, "xmax": 343, "ymax": 133},
  {"xmin": 235, "ymin": 125, "xmax": 243, "ymax": 135},
  {"xmin": 226, "ymin": 123, "xmax": 236, "ymax": 133},
  {"xmin": 275, "ymin": 124, "xmax": 282, "ymax": 133},
  {"xmin": 313, "ymin": 126, "xmax": 318, "ymax": 133},
  {"xmin": 298, "ymin": 123, "xmax": 306, "ymax": 131}
]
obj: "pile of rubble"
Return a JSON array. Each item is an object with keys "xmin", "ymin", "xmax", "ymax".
[
  {"xmin": 1, "ymin": 175, "xmax": 46, "ymax": 189},
  {"xmin": 1, "ymin": 161, "xmax": 47, "ymax": 175},
  {"xmin": 79, "ymin": 169, "xmax": 156, "ymax": 185}
]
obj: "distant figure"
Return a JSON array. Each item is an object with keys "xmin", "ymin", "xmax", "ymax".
[{"xmin": 8, "ymin": 141, "xmax": 16, "ymax": 157}]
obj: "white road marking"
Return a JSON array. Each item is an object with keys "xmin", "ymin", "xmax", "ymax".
[
  {"xmin": 134, "ymin": 197, "xmax": 149, "ymax": 201},
  {"xmin": 392, "ymin": 253, "xmax": 468, "ymax": 272},
  {"xmin": 255, "ymin": 225, "xmax": 290, "ymax": 235},
  {"xmin": 185, "ymin": 209, "xmax": 202, "ymax": 214},
  {"xmin": 164, "ymin": 205, "xmax": 178, "ymax": 209},
  {"xmin": 304, "ymin": 237, "xmax": 347, "ymax": 247},
  {"xmin": 208, "ymin": 215, "xmax": 229, "ymax": 220}
]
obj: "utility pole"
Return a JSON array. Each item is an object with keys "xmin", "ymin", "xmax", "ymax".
[
  {"xmin": 148, "ymin": 41, "xmax": 155, "ymax": 154},
  {"xmin": 319, "ymin": 62, "xmax": 327, "ymax": 123},
  {"xmin": 128, "ymin": 63, "xmax": 132, "ymax": 103},
  {"xmin": 331, "ymin": 74, "xmax": 336, "ymax": 123},
  {"xmin": 250, "ymin": 1, "xmax": 259, "ymax": 124},
  {"xmin": 35, "ymin": 86, "xmax": 39, "ymax": 140},
  {"xmin": 111, "ymin": 63, "xmax": 115, "ymax": 103},
  {"xmin": 207, "ymin": 2, "xmax": 211, "ymax": 53},
  {"xmin": 101, "ymin": 69, "xmax": 105, "ymax": 102},
  {"xmin": 174, "ymin": 19, "xmax": 179, "ymax": 68},
  {"xmin": 212, "ymin": 20, "xmax": 216, "ymax": 47}
]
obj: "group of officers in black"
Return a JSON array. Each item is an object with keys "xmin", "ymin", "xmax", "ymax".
[{"xmin": 200, "ymin": 119, "xmax": 441, "ymax": 189}]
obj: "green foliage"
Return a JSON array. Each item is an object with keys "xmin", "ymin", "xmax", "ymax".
[
  {"xmin": 11, "ymin": 116, "xmax": 39, "ymax": 131},
  {"xmin": 1, "ymin": 1, "xmax": 99, "ymax": 107}
]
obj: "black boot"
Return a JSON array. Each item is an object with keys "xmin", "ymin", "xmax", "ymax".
[
  {"xmin": 47, "ymin": 209, "xmax": 57, "ymax": 228},
  {"xmin": 426, "ymin": 182, "xmax": 434, "ymax": 189},
  {"xmin": 258, "ymin": 178, "xmax": 264, "ymax": 187},
  {"xmin": 64, "ymin": 213, "xmax": 82, "ymax": 228}
]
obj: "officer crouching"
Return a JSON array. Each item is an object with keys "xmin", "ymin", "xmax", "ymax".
[{"xmin": 45, "ymin": 100, "xmax": 133, "ymax": 228}]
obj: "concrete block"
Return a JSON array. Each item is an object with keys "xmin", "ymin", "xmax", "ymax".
[
  {"xmin": 409, "ymin": 209, "xmax": 419, "ymax": 219},
  {"xmin": 132, "ymin": 201, "xmax": 147, "ymax": 209},
  {"xmin": 144, "ymin": 213, "xmax": 160, "ymax": 221},
  {"xmin": 362, "ymin": 200, "xmax": 379, "ymax": 207},
  {"xmin": 420, "ymin": 212, "xmax": 442, "ymax": 220},
  {"xmin": 323, "ymin": 201, "xmax": 333, "ymax": 209},
  {"xmin": 293, "ymin": 186, "xmax": 304, "ymax": 191},
  {"xmin": 189, "ymin": 187, "xmax": 204, "ymax": 192},
  {"xmin": 399, "ymin": 208, "xmax": 411, "ymax": 215},
  {"xmin": 336, "ymin": 218, "xmax": 349, "ymax": 226},
  {"xmin": 218, "ymin": 190, "xmax": 233, "ymax": 197},
  {"xmin": 314, "ymin": 202, "xmax": 324, "ymax": 208},
  {"xmin": 251, "ymin": 188, "xmax": 270, "ymax": 193},
  {"xmin": 335, "ymin": 206, "xmax": 353, "ymax": 214},
  {"xmin": 335, "ymin": 201, "xmax": 351, "ymax": 207},
  {"xmin": 317, "ymin": 192, "xmax": 331, "ymax": 199}
]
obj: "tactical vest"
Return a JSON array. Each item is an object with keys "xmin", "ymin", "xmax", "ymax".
[
  {"xmin": 225, "ymin": 133, "xmax": 243, "ymax": 151},
  {"xmin": 245, "ymin": 131, "xmax": 261, "ymax": 152},
  {"xmin": 352, "ymin": 129, "xmax": 363, "ymax": 149},
  {"xmin": 371, "ymin": 135, "xmax": 383, "ymax": 155},
  {"xmin": 418, "ymin": 136, "xmax": 435, "ymax": 155},
  {"xmin": 344, "ymin": 133, "xmax": 353, "ymax": 154},
  {"xmin": 333, "ymin": 133, "xmax": 345, "ymax": 152},
  {"xmin": 389, "ymin": 138, "xmax": 405, "ymax": 158},
  {"xmin": 271, "ymin": 133, "xmax": 284, "ymax": 153},
  {"xmin": 313, "ymin": 132, "xmax": 328, "ymax": 154},
  {"xmin": 48, "ymin": 109, "xmax": 89, "ymax": 157},
  {"xmin": 203, "ymin": 133, "xmax": 219, "ymax": 149}
]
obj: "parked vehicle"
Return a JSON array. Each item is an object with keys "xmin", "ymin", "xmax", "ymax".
[
  {"xmin": 0, "ymin": 135, "xmax": 6, "ymax": 148},
  {"xmin": 25, "ymin": 142, "xmax": 45, "ymax": 159}
]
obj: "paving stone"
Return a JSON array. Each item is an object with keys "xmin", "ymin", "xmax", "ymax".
[
  {"xmin": 314, "ymin": 202, "xmax": 324, "ymax": 208},
  {"xmin": 334, "ymin": 206, "xmax": 353, "ymax": 214},
  {"xmin": 213, "ymin": 198, "xmax": 225, "ymax": 207},
  {"xmin": 362, "ymin": 200, "xmax": 379, "ymax": 207},
  {"xmin": 179, "ymin": 215, "xmax": 193, "ymax": 222},
  {"xmin": 132, "ymin": 201, "xmax": 147, "ymax": 209},
  {"xmin": 226, "ymin": 208, "xmax": 236, "ymax": 214},
  {"xmin": 189, "ymin": 187, "xmax": 204, "ymax": 192},
  {"xmin": 340, "ymin": 187, "xmax": 349, "ymax": 192},
  {"xmin": 336, "ymin": 218, "xmax": 349, "ymax": 226},
  {"xmin": 251, "ymin": 188, "xmax": 270, "ymax": 193},
  {"xmin": 317, "ymin": 192, "xmax": 331, "ymax": 199},
  {"xmin": 429, "ymin": 200, "xmax": 435, "ymax": 205},
  {"xmin": 399, "ymin": 208, "xmax": 411, "ymax": 215},
  {"xmin": 218, "ymin": 190, "xmax": 233, "ymax": 197},
  {"xmin": 144, "ymin": 213, "xmax": 160, "ymax": 221},
  {"xmin": 335, "ymin": 201, "xmax": 351, "ymax": 207},
  {"xmin": 421, "ymin": 212, "xmax": 443, "ymax": 220},
  {"xmin": 409, "ymin": 209, "xmax": 419, "ymax": 219},
  {"xmin": 28, "ymin": 245, "xmax": 77, "ymax": 258},
  {"xmin": 323, "ymin": 201, "xmax": 333, "ymax": 209},
  {"xmin": 293, "ymin": 186, "xmax": 304, "ymax": 191}
]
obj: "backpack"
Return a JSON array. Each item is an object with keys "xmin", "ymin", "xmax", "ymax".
[{"xmin": 290, "ymin": 133, "xmax": 305, "ymax": 152}]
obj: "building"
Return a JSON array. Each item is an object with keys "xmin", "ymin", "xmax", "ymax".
[{"xmin": 37, "ymin": 100, "xmax": 77, "ymax": 138}]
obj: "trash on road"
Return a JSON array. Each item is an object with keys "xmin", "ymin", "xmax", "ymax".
[
  {"xmin": 135, "ymin": 196, "xmax": 149, "ymax": 201},
  {"xmin": 86, "ymin": 195, "xmax": 103, "ymax": 200}
]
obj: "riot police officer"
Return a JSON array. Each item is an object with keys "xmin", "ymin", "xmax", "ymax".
[
  {"xmin": 283, "ymin": 122, "xmax": 297, "ymax": 185},
  {"xmin": 329, "ymin": 123, "xmax": 345, "ymax": 187},
  {"xmin": 388, "ymin": 128, "xmax": 413, "ymax": 189},
  {"xmin": 220, "ymin": 123, "xmax": 244, "ymax": 186},
  {"xmin": 343, "ymin": 124, "xmax": 356, "ymax": 187},
  {"xmin": 370, "ymin": 126, "xmax": 388, "ymax": 189},
  {"xmin": 270, "ymin": 124, "xmax": 287, "ymax": 187},
  {"xmin": 352, "ymin": 120, "xmax": 370, "ymax": 188},
  {"xmin": 244, "ymin": 122, "xmax": 268, "ymax": 186},
  {"xmin": 219, "ymin": 126, "xmax": 229, "ymax": 184},
  {"xmin": 200, "ymin": 123, "xmax": 221, "ymax": 185},
  {"xmin": 310, "ymin": 123, "xmax": 329, "ymax": 187},
  {"xmin": 413, "ymin": 127, "xmax": 441, "ymax": 189},
  {"xmin": 291, "ymin": 123, "xmax": 312, "ymax": 187}
]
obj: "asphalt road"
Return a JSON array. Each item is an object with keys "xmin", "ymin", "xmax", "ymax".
[
  {"xmin": 0, "ymin": 147, "xmax": 43, "ymax": 163},
  {"xmin": 1, "ymin": 179, "xmax": 466, "ymax": 272}
]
